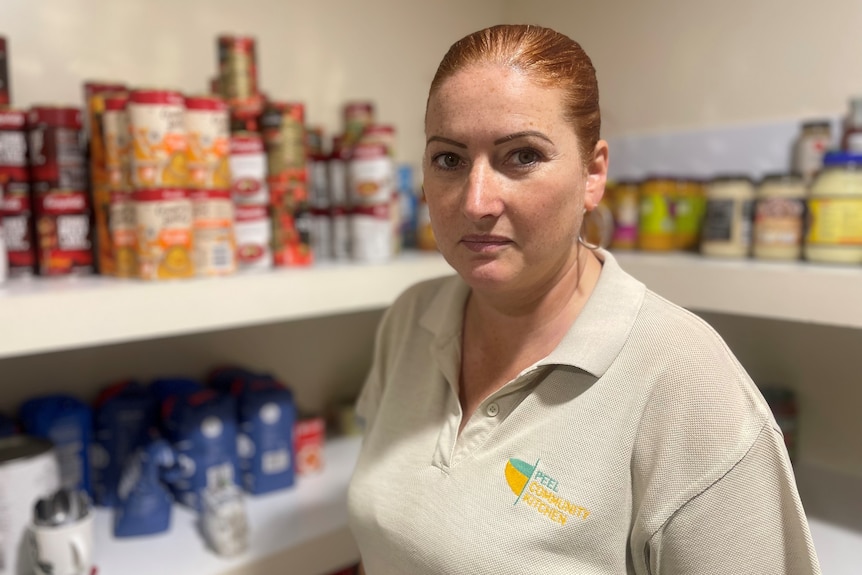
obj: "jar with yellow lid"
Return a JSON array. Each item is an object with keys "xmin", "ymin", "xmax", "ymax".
[
  {"xmin": 804, "ymin": 151, "xmax": 862, "ymax": 264},
  {"xmin": 637, "ymin": 178, "xmax": 675, "ymax": 251},
  {"xmin": 700, "ymin": 176, "xmax": 755, "ymax": 258},
  {"xmin": 753, "ymin": 174, "xmax": 806, "ymax": 261}
]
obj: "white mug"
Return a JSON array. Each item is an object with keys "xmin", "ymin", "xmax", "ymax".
[{"xmin": 28, "ymin": 512, "xmax": 93, "ymax": 575}]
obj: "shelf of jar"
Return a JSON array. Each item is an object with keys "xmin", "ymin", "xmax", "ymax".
[
  {"xmin": 613, "ymin": 251, "xmax": 862, "ymax": 329},
  {"xmin": 92, "ymin": 435, "xmax": 362, "ymax": 575},
  {"xmin": 0, "ymin": 251, "xmax": 454, "ymax": 360}
]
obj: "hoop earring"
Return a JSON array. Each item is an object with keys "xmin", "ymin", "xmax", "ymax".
[{"xmin": 578, "ymin": 234, "xmax": 601, "ymax": 250}]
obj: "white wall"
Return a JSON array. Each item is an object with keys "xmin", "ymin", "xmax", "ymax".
[
  {"xmin": 504, "ymin": 0, "xmax": 862, "ymax": 138},
  {"xmin": 0, "ymin": 0, "xmax": 504, "ymax": 166}
]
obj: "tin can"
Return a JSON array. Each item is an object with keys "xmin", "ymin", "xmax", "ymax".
[
  {"xmin": 637, "ymin": 178, "xmax": 676, "ymax": 251},
  {"xmin": 27, "ymin": 106, "xmax": 86, "ymax": 193},
  {"xmin": 128, "ymin": 89, "xmax": 188, "ymax": 189},
  {"xmin": 310, "ymin": 207, "xmax": 332, "ymax": 261},
  {"xmin": 0, "ymin": 436, "xmax": 60, "ymax": 575},
  {"xmin": 350, "ymin": 203, "xmax": 393, "ymax": 262},
  {"xmin": 0, "ymin": 37, "xmax": 10, "ymax": 107},
  {"xmin": 261, "ymin": 101, "xmax": 306, "ymax": 180},
  {"xmin": 185, "ymin": 95, "xmax": 230, "ymax": 190},
  {"xmin": 348, "ymin": 143, "xmax": 394, "ymax": 207},
  {"xmin": 306, "ymin": 125, "xmax": 325, "ymax": 158},
  {"xmin": 217, "ymin": 35, "xmax": 258, "ymax": 102},
  {"xmin": 191, "ymin": 189, "xmax": 236, "ymax": 277},
  {"xmin": 133, "ymin": 188, "xmax": 194, "ymax": 280},
  {"xmin": 343, "ymin": 102, "xmax": 374, "ymax": 149},
  {"xmin": 359, "ymin": 124, "xmax": 396, "ymax": 157},
  {"xmin": 229, "ymin": 94, "xmax": 265, "ymax": 134},
  {"xmin": 0, "ymin": 108, "xmax": 29, "ymax": 202},
  {"xmin": 331, "ymin": 205, "xmax": 350, "ymax": 261},
  {"xmin": 108, "ymin": 190, "xmax": 138, "ymax": 277},
  {"xmin": 272, "ymin": 204, "xmax": 312, "ymax": 266},
  {"xmin": 84, "ymin": 82, "xmax": 126, "ymax": 190},
  {"xmin": 229, "ymin": 132, "xmax": 268, "ymax": 206},
  {"xmin": 0, "ymin": 193, "xmax": 35, "ymax": 278},
  {"xmin": 33, "ymin": 190, "xmax": 93, "ymax": 276},
  {"xmin": 234, "ymin": 204, "xmax": 272, "ymax": 272},
  {"xmin": 103, "ymin": 93, "xmax": 131, "ymax": 191},
  {"xmin": 608, "ymin": 180, "xmax": 639, "ymax": 250}
]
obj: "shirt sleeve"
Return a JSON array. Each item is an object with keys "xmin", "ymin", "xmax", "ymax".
[{"xmin": 650, "ymin": 422, "xmax": 822, "ymax": 575}]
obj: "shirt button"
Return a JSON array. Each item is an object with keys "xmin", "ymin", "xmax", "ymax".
[{"xmin": 486, "ymin": 402, "xmax": 500, "ymax": 417}]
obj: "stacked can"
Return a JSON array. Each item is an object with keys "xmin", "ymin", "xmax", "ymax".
[
  {"xmin": 348, "ymin": 136, "xmax": 396, "ymax": 263},
  {"xmin": 85, "ymin": 82, "xmax": 128, "ymax": 277},
  {"xmin": 0, "ymin": 36, "xmax": 9, "ymax": 107},
  {"xmin": 307, "ymin": 127, "xmax": 332, "ymax": 261},
  {"xmin": 342, "ymin": 102, "xmax": 374, "ymax": 150},
  {"xmin": 128, "ymin": 89, "xmax": 194, "ymax": 280},
  {"xmin": 28, "ymin": 106, "xmax": 93, "ymax": 276},
  {"xmin": 328, "ymin": 135, "xmax": 351, "ymax": 261},
  {"xmin": 229, "ymin": 132, "xmax": 272, "ymax": 272},
  {"xmin": 102, "ymin": 93, "xmax": 138, "ymax": 277},
  {"xmin": 261, "ymin": 101, "xmax": 312, "ymax": 266},
  {"xmin": 185, "ymin": 95, "xmax": 236, "ymax": 277},
  {"xmin": 0, "ymin": 108, "xmax": 36, "ymax": 277},
  {"xmin": 216, "ymin": 35, "xmax": 264, "ymax": 136}
]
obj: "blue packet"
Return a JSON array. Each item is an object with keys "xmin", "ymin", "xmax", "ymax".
[
  {"xmin": 91, "ymin": 380, "xmax": 157, "ymax": 507},
  {"xmin": 114, "ymin": 439, "xmax": 181, "ymax": 537},
  {"xmin": 209, "ymin": 367, "xmax": 297, "ymax": 495}
]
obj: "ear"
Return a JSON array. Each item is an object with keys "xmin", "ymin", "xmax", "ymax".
[{"xmin": 584, "ymin": 140, "xmax": 609, "ymax": 211}]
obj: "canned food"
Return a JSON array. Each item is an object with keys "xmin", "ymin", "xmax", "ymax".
[
  {"xmin": 128, "ymin": 89, "xmax": 188, "ymax": 189},
  {"xmin": 272, "ymin": 204, "xmax": 312, "ymax": 267},
  {"xmin": 84, "ymin": 82, "xmax": 126, "ymax": 189},
  {"xmin": 234, "ymin": 204, "xmax": 272, "ymax": 272},
  {"xmin": 343, "ymin": 102, "xmax": 374, "ymax": 149},
  {"xmin": 294, "ymin": 417, "xmax": 325, "ymax": 475},
  {"xmin": 328, "ymin": 135, "xmax": 349, "ymax": 206},
  {"xmin": 0, "ymin": 109, "xmax": 29, "ymax": 201},
  {"xmin": 0, "ymin": 113, "xmax": 35, "ymax": 277},
  {"xmin": 108, "ymin": 190, "xmax": 137, "ymax": 277},
  {"xmin": 191, "ymin": 189, "xmax": 236, "ymax": 277},
  {"xmin": 34, "ymin": 190, "xmax": 93, "ymax": 276},
  {"xmin": 309, "ymin": 207, "xmax": 332, "ymax": 261},
  {"xmin": 306, "ymin": 125, "xmax": 325, "ymax": 158},
  {"xmin": 217, "ymin": 35, "xmax": 258, "ymax": 101},
  {"xmin": 133, "ymin": 188, "xmax": 194, "ymax": 280},
  {"xmin": 0, "ymin": 204, "xmax": 35, "ymax": 277},
  {"xmin": 348, "ymin": 143, "xmax": 394, "ymax": 207},
  {"xmin": 331, "ymin": 205, "xmax": 350, "ymax": 261},
  {"xmin": 27, "ymin": 106, "xmax": 87, "ymax": 193},
  {"xmin": 359, "ymin": 124, "xmax": 396, "ymax": 157},
  {"xmin": 229, "ymin": 133, "xmax": 268, "ymax": 205},
  {"xmin": 261, "ymin": 101, "xmax": 306, "ymax": 179},
  {"xmin": 103, "ymin": 93, "xmax": 131, "ymax": 190},
  {"xmin": 185, "ymin": 95, "xmax": 230, "ymax": 190},
  {"xmin": 350, "ymin": 203, "xmax": 393, "ymax": 262},
  {"xmin": 0, "ymin": 37, "xmax": 9, "ymax": 107}
]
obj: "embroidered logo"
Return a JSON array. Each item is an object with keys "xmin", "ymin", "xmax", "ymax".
[{"xmin": 504, "ymin": 458, "xmax": 591, "ymax": 526}]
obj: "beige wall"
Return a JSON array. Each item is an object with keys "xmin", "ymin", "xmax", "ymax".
[
  {"xmin": 0, "ymin": 0, "xmax": 504, "ymax": 166},
  {"xmin": 504, "ymin": 0, "xmax": 862, "ymax": 138}
]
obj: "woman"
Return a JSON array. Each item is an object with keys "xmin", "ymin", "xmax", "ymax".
[{"xmin": 348, "ymin": 24, "xmax": 820, "ymax": 574}]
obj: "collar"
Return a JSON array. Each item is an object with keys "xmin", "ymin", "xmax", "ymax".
[{"xmin": 418, "ymin": 249, "xmax": 646, "ymax": 379}]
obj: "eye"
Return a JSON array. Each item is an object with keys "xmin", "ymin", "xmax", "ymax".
[
  {"xmin": 432, "ymin": 152, "xmax": 463, "ymax": 170},
  {"xmin": 512, "ymin": 149, "xmax": 540, "ymax": 166}
]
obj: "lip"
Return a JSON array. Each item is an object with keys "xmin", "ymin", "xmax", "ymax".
[{"xmin": 460, "ymin": 234, "xmax": 513, "ymax": 253}]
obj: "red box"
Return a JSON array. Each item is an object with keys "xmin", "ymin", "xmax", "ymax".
[{"xmin": 294, "ymin": 417, "xmax": 325, "ymax": 475}]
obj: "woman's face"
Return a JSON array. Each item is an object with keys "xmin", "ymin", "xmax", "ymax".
[{"xmin": 423, "ymin": 64, "xmax": 607, "ymax": 297}]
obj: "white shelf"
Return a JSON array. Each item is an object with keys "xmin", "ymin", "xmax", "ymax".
[
  {"xmin": 0, "ymin": 252, "xmax": 453, "ymax": 360},
  {"xmin": 93, "ymin": 435, "xmax": 362, "ymax": 575},
  {"xmin": 613, "ymin": 252, "xmax": 862, "ymax": 329}
]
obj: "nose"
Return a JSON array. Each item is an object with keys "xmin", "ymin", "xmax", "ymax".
[{"xmin": 461, "ymin": 160, "xmax": 503, "ymax": 222}]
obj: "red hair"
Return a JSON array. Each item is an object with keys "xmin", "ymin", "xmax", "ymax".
[{"xmin": 428, "ymin": 24, "xmax": 601, "ymax": 161}]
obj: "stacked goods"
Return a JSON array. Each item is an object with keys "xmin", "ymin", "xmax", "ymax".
[
  {"xmin": 28, "ymin": 106, "xmax": 93, "ymax": 275},
  {"xmin": 185, "ymin": 95, "xmax": 236, "ymax": 277},
  {"xmin": 328, "ymin": 134, "xmax": 351, "ymax": 260},
  {"xmin": 229, "ymin": 132, "xmax": 272, "ymax": 271},
  {"xmin": 216, "ymin": 35, "xmax": 264, "ymax": 134},
  {"xmin": 102, "ymin": 92, "xmax": 138, "ymax": 276},
  {"xmin": 261, "ymin": 101, "xmax": 312, "ymax": 266},
  {"xmin": 307, "ymin": 126, "xmax": 332, "ymax": 261},
  {"xmin": 84, "ymin": 82, "xmax": 128, "ymax": 276},
  {"xmin": 0, "ymin": 108, "xmax": 36, "ymax": 277},
  {"xmin": 0, "ymin": 36, "xmax": 8, "ymax": 107}
]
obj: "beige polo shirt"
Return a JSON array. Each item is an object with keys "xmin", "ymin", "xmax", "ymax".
[{"xmin": 347, "ymin": 250, "xmax": 821, "ymax": 575}]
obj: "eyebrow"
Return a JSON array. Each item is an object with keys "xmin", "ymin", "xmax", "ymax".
[{"xmin": 426, "ymin": 131, "xmax": 553, "ymax": 147}]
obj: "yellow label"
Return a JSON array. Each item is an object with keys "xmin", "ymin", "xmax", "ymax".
[{"xmin": 807, "ymin": 198, "xmax": 862, "ymax": 245}]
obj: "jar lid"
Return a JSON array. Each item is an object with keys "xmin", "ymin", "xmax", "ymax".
[
  {"xmin": 760, "ymin": 172, "xmax": 803, "ymax": 184},
  {"xmin": 822, "ymin": 150, "xmax": 862, "ymax": 167},
  {"xmin": 801, "ymin": 119, "xmax": 831, "ymax": 131}
]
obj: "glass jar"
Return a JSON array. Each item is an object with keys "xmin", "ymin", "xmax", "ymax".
[
  {"xmin": 804, "ymin": 151, "xmax": 862, "ymax": 264},
  {"xmin": 752, "ymin": 174, "xmax": 806, "ymax": 261},
  {"xmin": 792, "ymin": 120, "xmax": 832, "ymax": 184},
  {"xmin": 637, "ymin": 178, "xmax": 675, "ymax": 251},
  {"xmin": 700, "ymin": 176, "xmax": 755, "ymax": 258},
  {"xmin": 673, "ymin": 179, "xmax": 706, "ymax": 251},
  {"xmin": 608, "ymin": 180, "xmax": 639, "ymax": 250},
  {"xmin": 841, "ymin": 97, "xmax": 862, "ymax": 153}
]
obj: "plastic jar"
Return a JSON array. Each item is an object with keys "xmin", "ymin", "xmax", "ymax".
[
  {"xmin": 700, "ymin": 176, "xmax": 755, "ymax": 258},
  {"xmin": 637, "ymin": 178, "xmax": 675, "ymax": 251},
  {"xmin": 804, "ymin": 151, "xmax": 862, "ymax": 264},
  {"xmin": 673, "ymin": 179, "xmax": 706, "ymax": 251},
  {"xmin": 752, "ymin": 174, "xmax": 807, "ymax": 261},
  {"xmin": 792, "ymin": 120, "xmax": 832, "ymax": 184},
  {"xmin": 608, "ymin": 180, "xmax": 639, "ymax": 250}
]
